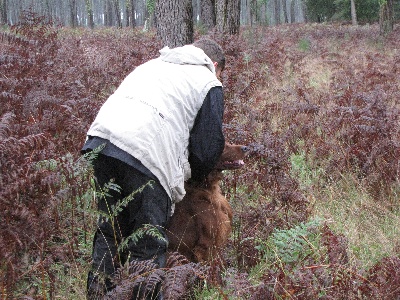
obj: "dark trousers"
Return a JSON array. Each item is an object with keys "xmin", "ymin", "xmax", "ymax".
[{"xmin": 87, "ymin": 154, "xmax": 171, "ymax": 295}]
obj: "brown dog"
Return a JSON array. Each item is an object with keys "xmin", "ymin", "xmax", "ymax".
[{"xmin": 166, "ymin": 143, "xmax": 248, "ymax": 262}]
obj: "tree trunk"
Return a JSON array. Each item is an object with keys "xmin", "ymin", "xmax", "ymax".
[
  {"xmin": 144, "ymin": 0, "xmax": 156, "ymax": 30},
  {"xmin": 0, "ymin": 0, "xmax": 8, "ymax": 25},
  {"xmin": 125, "ymin": 0, "xmax": 135, "ymax": 27},
  {"xmin": 259, "ymin": 0, "xmax": 267, "ymax": 25},
  {"xmin": 130, "ymin": 0, "xmax": 136, "ymax": 27},
  {"xmin": 379, "ymin": 0, "xmax": 394, "ymax": 35},
  {"xmin": 44, "ymin": 0, "xmax": 52, "ymax": 23},
  {"xmin": 85, "ymin": 0, "xmax": 95, "ymax": 28},
  {"xmin": 290, "ymin": 0, "xmax": 295, "ymax": 23},
  {"xmin": 274, "ymin": 0, "xmax": 281, "ymax": 25},
  {"xmin": 113, "ymin": 0, "xmax": 122, "ymax": 28},
  {"xmin": 125, "ymin": 0, "xmax": 130, "ymax": 27},
  {"xmin": 104, "ymin": 0, "xmax": 113, "ymax": 26},
  {"xmin": 155, "ymin": 0, "xmax": 193, "ymax": 48},
  {"xmin": 70, "ymin": 0, "xmax": 78, "ymax": 27},
  {"xmin": 350, "ymin": 0, "xmax": 357, "ymax": 25},
  {"xmin": 104, "ymin": 0, "xmax": 109, "ymax": 26},
  {"xmin": 192, "ymin": 0, "xmax": 199, "ymax": 25},
  {"xmin": 216, "ymin": 0, "xmax": 240, "ymax": 34},
  {"xmin": 282, "ymin": 0, "xmax": 289, "ymax": 23},
  {"xmin": 302, "ymin": 0, "xmax": 308, "ymax": 22},
  {"xmin": 200, "ymin": 0, "xmax": 216, "ymax": 31},
  {"xmin": 250, "ymin": 0, "xmax": 257, "ymax": 26}
]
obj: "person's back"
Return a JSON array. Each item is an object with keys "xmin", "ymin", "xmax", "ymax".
[{"xmin": 87, "ymin": 45, "xmax": 222, "ymax": 206}]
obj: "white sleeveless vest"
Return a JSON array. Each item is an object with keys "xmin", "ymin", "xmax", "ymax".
[{"xmin": 87, "ymin": 45, "xmax": 222, "ymax": 209}]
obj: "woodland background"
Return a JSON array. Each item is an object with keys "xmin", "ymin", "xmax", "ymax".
[
  {"xmin": 1, "ymin": 0, "xmax": 400, "ymax": 35},
  {"xmin": 1, "ymin": 1, "xmax": 400, "ymax": 299}
]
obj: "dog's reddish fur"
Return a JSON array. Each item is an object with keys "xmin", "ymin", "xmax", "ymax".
[{"xmin": 166, "ymin": 143, "xmax": 247, "ymax": 262}]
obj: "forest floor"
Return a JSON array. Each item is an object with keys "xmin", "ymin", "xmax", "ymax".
[{"xmin": 1, "ymin": 19, "xmax": 400, "ymax": 299}]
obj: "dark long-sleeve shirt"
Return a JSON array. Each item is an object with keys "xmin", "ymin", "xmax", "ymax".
[{"xmin": 189, "ymin": 86, "xmax": 224, "ymax": 180}]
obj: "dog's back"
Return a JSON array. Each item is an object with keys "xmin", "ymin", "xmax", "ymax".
[{"xmin": 166, "ymin": 144, "xmax": 248, "ymax": 262}]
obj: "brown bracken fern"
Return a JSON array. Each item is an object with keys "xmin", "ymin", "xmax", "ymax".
[{"xmin": 1, "ymin": 11, "xmax": 400, "ymax": 299}]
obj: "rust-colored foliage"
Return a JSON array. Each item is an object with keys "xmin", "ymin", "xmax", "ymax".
[
  {"xmin": 0, "ymin": 11, "xmax": 161, "ymax": 297},
  {"xmin": 361, "ymin": 256, "xmax": 400, "ymax": 299},
  {"xmin": 1, "ymin": 11, "xmax": 400, "ymax": 299},
  {"xmin": 103, "ymin": 252, "xmax": 209, "ymax": 300}
]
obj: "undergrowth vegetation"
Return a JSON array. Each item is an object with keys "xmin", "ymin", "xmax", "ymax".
[{"xmin": 1, "ymin": 11, "xmax": 399, "ymax": 299}]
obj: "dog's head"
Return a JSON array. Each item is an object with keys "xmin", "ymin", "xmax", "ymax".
[{"xmin": 214, "ymin": 143, "xmax": 249, "ymax": 170}]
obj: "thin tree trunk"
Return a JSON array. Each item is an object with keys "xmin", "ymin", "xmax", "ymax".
[
  {"xmin": 0, "ymin": 0, "xmax": 8, "ymax": 25},
  {"xmin": 274, "ymin": 0, "xmax": 281, "ymax": 25},
  {"xmin": 379, "ymin": 0, "xmax": 394, "ymax": 35},
  {"xmin": 250, "ymin": 0, "xmax": 256, "ymax": 26},
  {"xmin": 113, "ymin": 0, "xmax": 122, "ymax": 28},
  {"xmin": 246, "ymin": 0, "xmax": 250, "ymax": 25},
  {"xmin": 104, "ymin": 0, "xmax": 113, "ymax": 26},
  {"xmin": 44, "ymin": 0, "xmax": 52, "ymax": 23},
  {"xmin": 125, "ymin": 0, "xmax": 130, "ymax": 27},
  {"xmin": 282, "ymin": 0, "xmax": 288, "ymax": 23},
  {"xmin": 290, "ymin": 0, "xmax": 295, "ymax": 23},
  {"xmin": 350, "ymin": 0, "xmax": 357, "ymax": 25},
  {"xmin": 192, "ymin": 0, "xmax": 199, "ymax": 25},
  {"xmin": 125, "ymin": 0, "xmax": 136, "ymax": 28},
  {"xmin": 130, "ymin": 0, "xmax": 136, "ymax": 27},
  {"xmin": 70, "ymin": 0, "xmax": 78, "ymax": 27},
  {"xmin": 259, "ymin": 0, "xmax": 267, "ymax": 25},
  {"xmin": 104, "ymin": 0, "xmax": 108, "ymax": 26},
  {"xmin": 85, "ymin": 0, "xmax": 95, "ymax": 28}
]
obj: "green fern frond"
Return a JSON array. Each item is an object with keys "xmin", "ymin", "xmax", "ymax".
[
  {"xmin": 118, "ymin": 224, "xmax": 166, "ymax": 253},
  {"xmin": 256, "ymin": 217, "xmax": 325, "ymax": 265},
  {"xmin": 107, "ymin": 180, "xmax": 154, "ymax": 218},
  {"xmin": 80, "ymin": 143, "xmax": 106, "ymax": 164}
]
